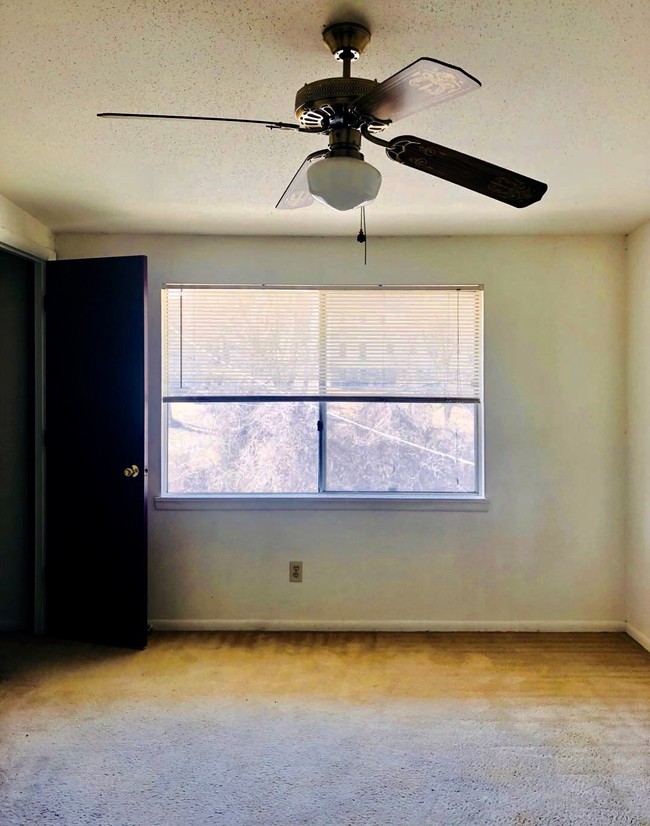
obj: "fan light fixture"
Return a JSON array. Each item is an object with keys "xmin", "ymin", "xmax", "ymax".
[{"xmin": 306, "ymin": 156, "xmax": 382, "ymax": 211}]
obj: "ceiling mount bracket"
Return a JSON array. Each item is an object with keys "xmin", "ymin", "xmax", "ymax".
[{"xmin": 322, "ymin": 22, "xmax": 371, "ymax": 62}]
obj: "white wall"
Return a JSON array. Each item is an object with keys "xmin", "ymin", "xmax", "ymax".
[
  {"xmin": 626, "ymin": 219, "xmax": 650, "ymax": 649},
  {"xmin": 56, "ymin": 233, "xmax": 627, "ymax": 630},
  {"xmin": 0, "ymin": 193, "xmax": 55, "ymax": 260}
]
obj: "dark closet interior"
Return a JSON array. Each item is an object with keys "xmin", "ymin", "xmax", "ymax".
[{"xmin": 0, "ymin": 246, "xmax": 36, "ymax": 632}]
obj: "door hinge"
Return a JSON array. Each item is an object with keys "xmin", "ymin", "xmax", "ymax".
[
  {"xmin": 42, "ymin": 293, "xmax": 47, "ymax": 312},
  {"xmin": 317, "ymin": 419, "xmax": 323, "ymax": 432}
]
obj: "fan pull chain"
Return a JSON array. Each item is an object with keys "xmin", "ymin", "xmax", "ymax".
[{"xmin": 357, "ymin": 206, "xmax": 368, "ymax": 265}]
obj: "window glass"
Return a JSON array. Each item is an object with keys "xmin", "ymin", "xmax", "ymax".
[
  {"xmin": 325, "ymin": 402, "xmax": 477, "ymax": 493},
  {"xmin": 167, "ymin": 402, "xmax": 319, "ymax": 494}
]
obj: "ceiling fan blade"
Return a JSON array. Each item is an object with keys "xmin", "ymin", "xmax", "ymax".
[
  {"xmin": 97, "ymin": 113, "xmax": 300, "ymax": 131},
  {"xmin": 385, "ymin": 135, "xmax": 547, "ymax": 207},
  {"xmin": 353, "ymin": 58, "xmax": 480, "ymax": 123},
  {"xmin": 275, "ymin": 150, "xmax": 329, "ymax": 210}
]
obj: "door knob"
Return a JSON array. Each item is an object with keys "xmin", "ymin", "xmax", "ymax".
[{"xmin": 123, "ymin": 465, "xmax": 140, "ymax": 477}]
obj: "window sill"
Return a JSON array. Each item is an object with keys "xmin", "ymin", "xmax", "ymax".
[{"xmin": 154, "ymin": 495, "xmax": 489, "ymax": 512}]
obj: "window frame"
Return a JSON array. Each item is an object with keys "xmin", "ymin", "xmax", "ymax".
[{"xmin": 156, "ymin": 284, "xmax": 487, "ymax": 511}]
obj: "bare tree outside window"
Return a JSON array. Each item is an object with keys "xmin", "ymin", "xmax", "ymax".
[
  {"xmin": 167, "ymin": 402, "xmax": 319, "ymax": 493},
  {"xmin": 325, "ymin": 402, "xmax": 475, "ymax": 492}
]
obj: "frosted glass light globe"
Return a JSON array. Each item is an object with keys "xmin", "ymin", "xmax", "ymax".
[{"xmin": 307, "ymin": 156, "xmax": 382, "ymax": 211}]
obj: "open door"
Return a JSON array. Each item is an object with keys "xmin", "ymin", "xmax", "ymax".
[{"xmin": 44, "ymin": 255, "xmax": 148, "ymax": 649}]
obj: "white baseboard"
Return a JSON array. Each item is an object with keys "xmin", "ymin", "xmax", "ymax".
[
  {"xmin": 149, "ymin": 619, "xmax": 626, "ymax": 633},
  {"xmin": 626, "ymin": 622, "xmax": 650, "ymax": 653}
]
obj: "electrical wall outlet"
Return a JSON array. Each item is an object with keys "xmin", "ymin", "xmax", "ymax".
[{"xmin": 289, "ymin": 561, "xmax": 303, "ymax": 582}]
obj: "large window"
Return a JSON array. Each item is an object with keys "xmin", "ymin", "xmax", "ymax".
[{"xmin": 161, "ymin": 285, "xmax": 483, "ymax": 498}]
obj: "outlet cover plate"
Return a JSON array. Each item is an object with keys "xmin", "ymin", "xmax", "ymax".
[{"xmin": 289, "ymin": 561, "xmax": 303, "ymax": 582}]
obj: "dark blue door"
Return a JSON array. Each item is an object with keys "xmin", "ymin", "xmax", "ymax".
[{"xmin": 45, "ymin": 255, "xmax": 148, "ymax": 649}]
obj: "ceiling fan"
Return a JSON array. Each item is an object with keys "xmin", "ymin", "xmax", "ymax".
[{"xmin": 97, "ymin": 22, "xmax": 548, "ymax": 213}]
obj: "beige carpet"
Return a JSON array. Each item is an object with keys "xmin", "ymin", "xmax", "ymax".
[{"xmin": 1, "ymin": 631, "xmax": 649, "ymax": 825}]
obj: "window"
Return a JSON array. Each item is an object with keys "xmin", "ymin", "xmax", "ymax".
[{"xmin": 161, "ymin": 285, "xmax": 483, "ymax": 500}]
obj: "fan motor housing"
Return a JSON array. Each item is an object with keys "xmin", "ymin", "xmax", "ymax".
[{"xmin": 295, "ymin": 76, "xmax": 381, "ymax": 131}]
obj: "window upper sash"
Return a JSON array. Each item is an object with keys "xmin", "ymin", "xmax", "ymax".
[{"xmin": 162, "ymin": 285, "xmax": 483, "ymax": 403}]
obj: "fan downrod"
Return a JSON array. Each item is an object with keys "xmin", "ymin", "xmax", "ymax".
[{"xmin": 294, "ymin": 22, "xmax": 386, "ymax": 133}]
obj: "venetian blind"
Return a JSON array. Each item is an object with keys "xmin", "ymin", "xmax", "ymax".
[{"xmin": 162, "ymin": 285, "xmax": 482, "ymax": 401}]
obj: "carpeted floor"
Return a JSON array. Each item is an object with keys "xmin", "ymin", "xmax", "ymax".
[{"xmin": 1, "ymin": 631, "xmax": 649, "ymax": 825}]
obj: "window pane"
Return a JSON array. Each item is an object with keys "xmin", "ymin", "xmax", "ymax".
[
  {"xmin": 325, "ymin": 402, "xmax": 477, "ymax": 493},
  {"xmin": 166, "ymin": 402, "xmax": 319, "ymax": 494}
]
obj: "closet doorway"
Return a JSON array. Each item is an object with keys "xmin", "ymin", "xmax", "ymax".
[{"xmin": 0, "ymin": 245, "xmax": 44, "ymax": 634}]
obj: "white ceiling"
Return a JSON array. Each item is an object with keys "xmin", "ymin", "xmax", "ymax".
[{"xmin": 1, "ymin": 0, "xmax": 649, "ymax": 237}]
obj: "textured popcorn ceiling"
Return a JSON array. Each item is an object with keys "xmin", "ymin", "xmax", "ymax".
[{"xmin": 1, "ymin": 0, "xmax": 649, "ymax": 236}]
